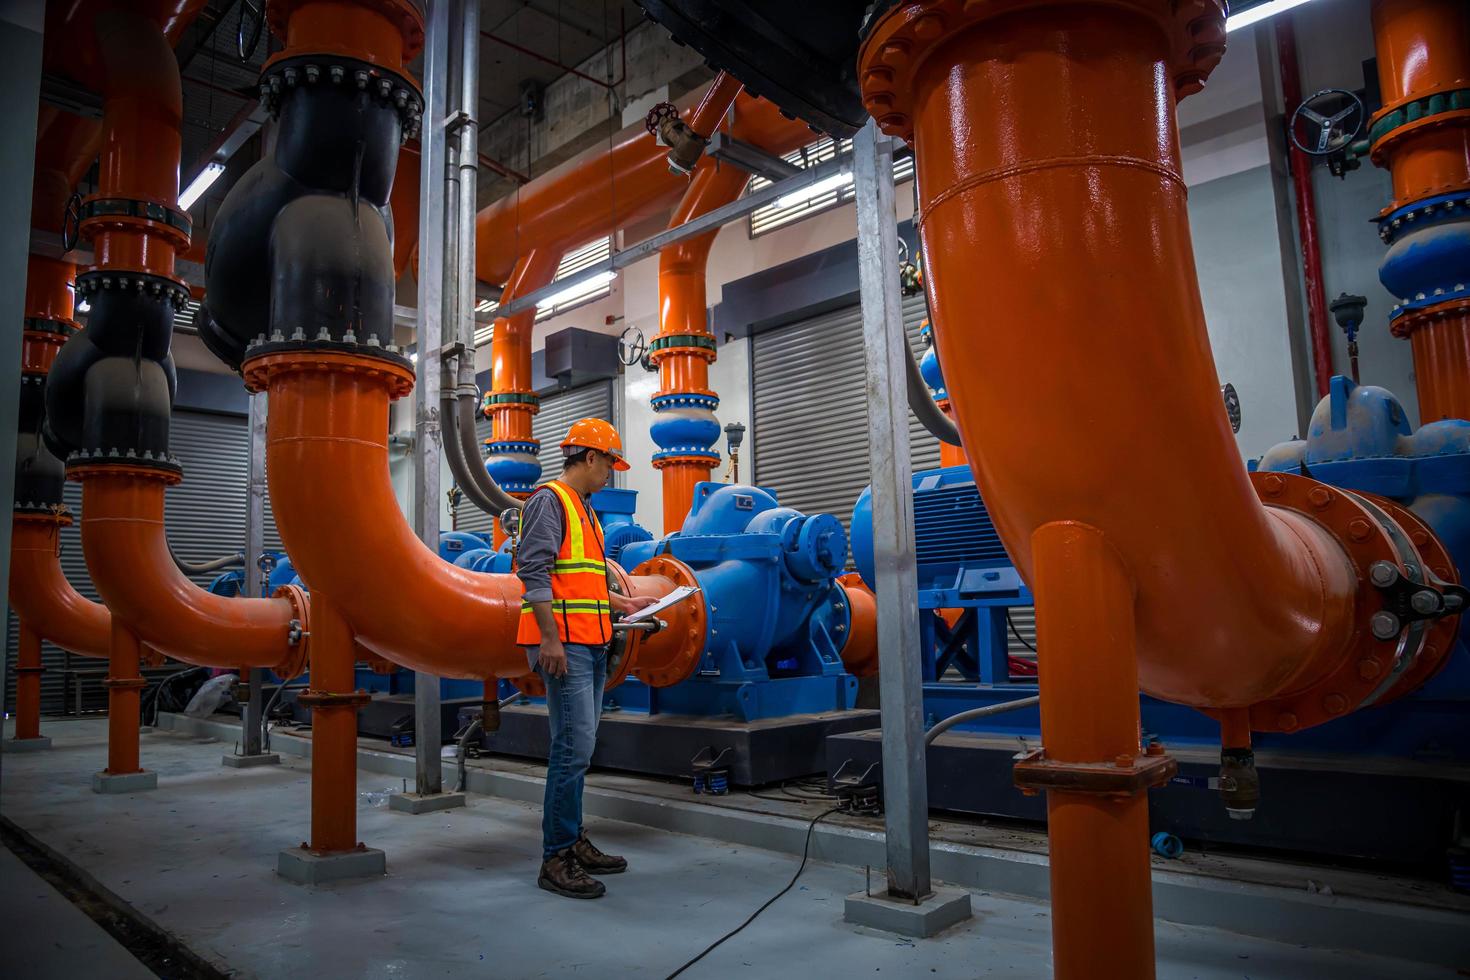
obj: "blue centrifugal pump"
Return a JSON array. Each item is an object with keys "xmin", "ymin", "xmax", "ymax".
[{"xmin": 615, "ymin": 482, "xmax": 862, "ymax": 720}]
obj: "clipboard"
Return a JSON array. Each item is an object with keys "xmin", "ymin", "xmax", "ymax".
[{"xmin": 622, "ymin": 585, "xmax": 702, "ymax": 623}]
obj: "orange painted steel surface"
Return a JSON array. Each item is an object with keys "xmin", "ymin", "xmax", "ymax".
[
  {"xmin": 687, "ymin": 72, "xmax": 744, "ymax": 137},
  {"xmin": 1370, "ymin": 0, "xmax": 1470, "ymax": 422},
  {"xmin": 1025, "ymin": 522, "xmax": 1158, "ymax": 980},
  {"xmin": 245, "ymin": 351, "xmax": 530, "ymax": 680},
  {"xmin": 623, "ymin": 556, "xmax": 707, "ymax": 687},
  {"xmin": 74, "ymin": 465, "xmax": 308, "ymax": 676},
  {"xmin": 835, "ymin": 573, "xmax": 879, "ymax": 679},
  {"xmin": 391, "ymin": 143, "xmax": 422, "ymax": 278},
  {"xmin": 857, "ymin": 2, "xmax": 1381, "ymax": 717},
  {"xmin": 299, "ymin": 591, "xmax": 367, "ymax": 853},
  {"xmin": 473, "ymin": 91, "xmax": 811, "ymax": 286},
  {"xmin": 105, "ymin": 620, "xmax": 146, "ymax": 776},
  {"xmin": 266, "ymin": 0, "xmax": 424, "ymax": 70},
  {"xmin": 13, "ymin": 624, "xmax": 44, "ymax": 742},
  {"xmin": 10, "ymin": 515, "xmax": 111, "ymax": 659}
]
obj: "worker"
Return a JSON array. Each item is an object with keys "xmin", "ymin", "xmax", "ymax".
[{"xmin": 515, "ymin": 418, "xmax": 657, "ymax": 899}]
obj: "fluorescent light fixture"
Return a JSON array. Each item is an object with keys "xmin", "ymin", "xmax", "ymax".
[
  {"xmin": 543, "ymin": 270, "xmax": 617, "ymax": 310},
  {"xmin": 474, "ymin": 298, "xmax": 498, "ymax": 315},
  {"xmin": 76, "ymin": 297, "xmax": 91, "ymax": 314},
  {"xmin": 776, "ymin": 170, "xmax": 853, "ymax": 209},
  {"xmin": 179, "ymin": 161, "xmax": 226, "ymax": 210},
  {"xmin": 409, "ymin": 351, "xmax": 418, "ymax": 364},
  {"xmin": 1226, "ymin": 0, "xmax": 1316, "ymax": 31}
]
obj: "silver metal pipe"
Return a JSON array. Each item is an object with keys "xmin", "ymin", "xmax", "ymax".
[
  {"xmin": 170, "ymin": 546, "xmax": 245, "ymax": 576},
  {"xmin": 923, "ymin": 696, "xmax": 1040, "ymax": 746},
  {"xmin": 854, "ymin": 120, "xmax": 932, "ymax": 902},
  {"xmin": 241, "ymin": 391, "xmax": 268, "ymax": 756},
  {"xmin": 457, "ymin": 392, "xmax": 523, "ymax": 514},
  {"xmin": 411, "ymin": 0, "xmax": 452, "ymax": 798}
]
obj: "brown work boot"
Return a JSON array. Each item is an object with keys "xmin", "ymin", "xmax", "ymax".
[
  {"xmin": 572, "ymin": 831, "xmax": 628, "ymax": 875},
  {"xmin": 537, "ymin": 849, "xmax": 606, "ymax": 899}
]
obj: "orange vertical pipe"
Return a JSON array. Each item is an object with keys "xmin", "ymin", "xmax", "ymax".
[
  {"xmin": 300, "ymin": 591, "xmax": 363, "ymax": 854},
  {"xmin": 1369, "ymin": 0, "xmax": 1470, "ymax": 423},
  {"xmin": 1030, "ymin": 521, "xmax": 1154, "ymax": 980},
  {"xmin": 485, "ymin": 250, "xmax": 562, "ymax": 545},
  {"xmin": 13, "ymin": 624, "xmax": 44, "ymax": 742},
  {"xmin": 104, "ymin": 620, "xmax": 145, "ymax": 776}
]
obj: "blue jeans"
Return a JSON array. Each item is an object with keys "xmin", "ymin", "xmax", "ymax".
[{"xmin": 529, "ymin": 642, "xmax": 607, "ymax": 859}]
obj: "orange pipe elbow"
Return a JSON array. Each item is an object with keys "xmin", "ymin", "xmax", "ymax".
[
  {"xmin": 73, "ymin": 465, "xmax": 307, "ymax": 676},
  {"xmin": 858, "ymin": 3, "xmax": 1390, "ymax": 725},
  {"xmin": 9, "ymin": 515, "xmax": 110, "ymax": 659},
  {"xmin": 246, "ymin": 352, "xmax": 530, "ymax": 681},
  {"xmin": 836, "ymin": 574, "xmax": 879, "ymax": 679}
]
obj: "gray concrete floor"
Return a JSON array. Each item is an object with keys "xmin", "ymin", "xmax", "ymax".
[{"xmin": 0, "ymin": 718, "xmax": 1460, "ymax": 980}]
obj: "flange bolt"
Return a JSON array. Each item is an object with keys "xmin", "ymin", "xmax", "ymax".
[
  {"xmin": 1369, "ymin": 560, "xmax": 1400, "ymax": 588},
  {"xmin": 1410, "ymin": 589, "xmax": 1442, "ymax": 616},
  {"xmin": 1370, "ymin": 611, "xmax": 1401, "ymax": 640}
]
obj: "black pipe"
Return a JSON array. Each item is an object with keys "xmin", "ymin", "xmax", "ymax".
[
  {"xmin": 905, "ymin": 334, "xmax": 962, "ymax": 447},
  {"xmin": 456, "ymin": 391, "xmax": 523, "ymax": 515},
  {"xmin": 440, "ymin": 385, "xmax": 504, "ymax": 517}
]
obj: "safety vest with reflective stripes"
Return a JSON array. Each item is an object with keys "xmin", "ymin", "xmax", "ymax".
[{"xmin": 515, "ymin": 480, "xmax": 612, "ymax": 646}]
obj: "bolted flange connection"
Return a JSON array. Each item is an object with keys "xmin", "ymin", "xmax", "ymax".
[
  {"xmin": 627, "ymin": 555, "xmax": 707, "ymax": 689},
  {"xmin": 857, "ymin": 0, "xmax": 1228, "ymax": 144}
]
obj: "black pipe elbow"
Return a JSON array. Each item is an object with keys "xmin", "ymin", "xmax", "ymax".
[
  {"xmin": 204, "ymin": 56, "xmax": 421, "ymax": 372},
  {"xmin": 15, "ymin": 376, "xmax": 66, "ymax": 510}
]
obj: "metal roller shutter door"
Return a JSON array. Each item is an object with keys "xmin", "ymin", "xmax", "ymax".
[
  {"xmin": 751, "ymin": 296, "xmax": 1037, "ymax": 656},
  {"xmin": 5, "ymin": 409, "xmax": 283, "ymax": 714},
  {"xmin": 454, "ymin": 381, "xmax": 614, "ymax": 534}
]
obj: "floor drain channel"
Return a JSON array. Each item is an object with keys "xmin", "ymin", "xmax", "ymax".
[{"xmin": 1, "ymin": 817, "xmax": 232, "ymax": 980}]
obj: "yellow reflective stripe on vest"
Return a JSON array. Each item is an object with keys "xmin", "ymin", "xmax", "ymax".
[
  {"xmin": 545, "ymin": 481, "xmax": 586, "ymax": 559},
  {"xmin": 552, "ymin": 558, "xmax": 607, "ymax": 573},
  {"xmin": 519, "ymin": 599, "xmax": 611, "ymax": 613}
]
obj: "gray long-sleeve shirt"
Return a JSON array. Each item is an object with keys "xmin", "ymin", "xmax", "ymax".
[{"xmin": 514, "ymin": 488, "xmax": 567, "ymax": 604}]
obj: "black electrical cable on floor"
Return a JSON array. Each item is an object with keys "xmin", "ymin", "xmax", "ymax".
[{"xmin": 664, "ymin": 806, "xmax": 840, "ymax": 980}]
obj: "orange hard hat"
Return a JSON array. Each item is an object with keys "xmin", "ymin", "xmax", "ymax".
[{"xmin": 562, "ymin": 417, "xmax": 630, "ymax": 470}]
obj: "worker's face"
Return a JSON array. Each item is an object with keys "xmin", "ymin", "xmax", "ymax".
[{"xmin": 586, "ymin": 450, "xmax": 615, "ymax": 488}]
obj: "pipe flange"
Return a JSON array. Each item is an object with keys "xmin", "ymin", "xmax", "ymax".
[
  {"xmin": 65, "ymin": 453, "xmax": 184, "ymax": 480},
  {"xmin": 241, "ymin": 345, "xmax": 416, "ymax": 399},
  {"xmin": 257, "ymin": 55, "xmax": 424, "ymax": 142},
  {"xmin": 647, "ymin": 333, "xmax": 718, "ymax": 363},
  {"xmin": 77, "ymin": 195, "xmax": 191, "ymax": 251},
  {"xmin": 1374, "ymin": 189, "xmax": 1470, "ymax": 245},
  {"xmin": 74, "ymin": 269, "xmax": 190, "ymax": 311},
  {"xmin": 1389, "ymin": 295, "xmax": 1470, "ymax": 339},
  {"xmin": 102, "ymin": 676, "xmax": 149, "ymax": 691},
  {"xmin": 296, "ymin": 689, "xmax": 373, "ymax": 709},
  {"xmin": 23, "ymin": 317, "xmax": 78, "ymax": 337},
  {"xmin": 482, "ymin": 440, "xmax": 539, "ymax": 455},
  {"xmin": 858, "ymin": 0, "xmax": 1227, "ymax": 143},
  {"xmin": 1224, "ymin": 472, "xmax": 1419, "ymax": 734},
  {"xmin": 1368, "ymin": 83, "xmax": 1470, "ymax": 167},
  {"xmin": 265, "ymin": 0, "xmax": 426, "ymax": 64},
  {"xmin": 1351, "ymin": 494, "xmax": 1461, "ymax": 705},
  {"xmin": 651, "ymin": 450, "xmax": 721, "ymax": 469},
  {"xmin": 603, "ymin": 562, "xmax": 639, "ymax": 690},
  {"xmin": 627, "ymin": 554, "xmax": 706, "ymax": 688},
  {"xmin": 1013, "ymin": 747, "xmax": 1177, "ymax": 799},
  {"xmin": 11, "ymin": 506, "xmax": 73, "ymax": 525},
  {"xmin": 650, "ymin": 392, "xmax": 719, "ymax": 412},
  {"xmin": 273, "ymin": 583, "xmax": 311, "ymax": 679},
  {"xmin": 482, "ymin": 391, "xmax": 540, "ymax": 410}
]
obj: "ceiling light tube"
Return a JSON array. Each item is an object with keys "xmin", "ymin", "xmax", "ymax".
[
  {"xmin": 1226, "ymin": 0, "xmax": 1317, "ymax": 32},
  {"xmin": 775, "ymin": 170, "xmax": 854, "ymax": 209},
  {"xmin": 179, "ymin": 161, "xmax": 227, "ymax": 211}
]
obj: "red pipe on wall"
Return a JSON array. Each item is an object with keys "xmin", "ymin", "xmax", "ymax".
[{"xmin": 1277, "ymin": 17, "xmax": 1335, "ymax": 399}]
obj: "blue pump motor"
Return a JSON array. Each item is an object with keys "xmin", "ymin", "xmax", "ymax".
[
  {"xmin": 589, "ymin": 487, "xmax": 653, "ymax": 566},
  {"xmin": 618, "ymin": 482, "xmax": 859, "ymax": 720}
]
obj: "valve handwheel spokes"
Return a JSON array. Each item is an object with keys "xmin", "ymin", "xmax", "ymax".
[
  {"xmin": 617, "ymin": 325, "xmax": 647, "ymax": 367},
  {"xmin": 1290, "ymin": 89, "xmax": 1365, "ymax": 157}
]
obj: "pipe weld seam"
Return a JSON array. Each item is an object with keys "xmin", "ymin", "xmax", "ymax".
[
  {"xmin": 80, "ymin": 517, "xmax": 166, "ymax": 527},
  {"xmin": 916, "ymin": 155, "xmax": 1187, "ymax": 229},
  {"xmin": 268, "ymin": 435, "xmax": 388, "ymax": 450}
]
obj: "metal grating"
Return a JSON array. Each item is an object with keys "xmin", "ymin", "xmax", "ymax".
[
  {"xmin": 5, "ymin": 409, "xmax": 282, "ymax": 715},
  {"xmin": 454, "ymin": 381, "xmax": 614, "ymax": 534}
]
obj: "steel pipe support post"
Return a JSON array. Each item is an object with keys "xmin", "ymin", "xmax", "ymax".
[
  {"xmin": 854, "ymin": 119, "xmax": 935, "ymax": 903},
  {"xmin": 235, "ymin": 391, "xmax": 276, "ymax": 764},
  {"xmin": 96, "ymin": 619, "xmax": 155, "ymax": 794},
  {"xmin": 409, "ymin": 0, "xmax": 452, "ymax": 801}
]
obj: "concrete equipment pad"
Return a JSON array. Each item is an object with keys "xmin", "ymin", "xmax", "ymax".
[
  {"xmin": 6, "ymin": 736, "xmax": 52, "ymax": 752},
  {"xmin": 2, "ymin": 718, "xmax": 1464, "ymax": 979},
  {"xmin": 222, "ymin": 752, "xmax": 281, "ymax": 768},
  {"xmin": 845, "ymin": 885, "xmax": 973, "ymax": 936},
  {"xmin": 389, "ymin": 790, "xmax": 467, "ymax": 814},
  {"xmin": 90, "ymin": 770, "xmax": 157, "ymax": 794},
  {"xmin": 277, "ymin": 845, "xmax": 387, "ymax": 884}
]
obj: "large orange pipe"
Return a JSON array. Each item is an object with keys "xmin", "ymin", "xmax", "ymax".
[
  {"xmin": 473, "ymin": 90, "xmax": 810, "ymax": 286},
  {"xmin": 10, "ymin": 517, "xmax": 109, "ymax": 660},
  {"xmin": 1369, "ymin": 0, "xmax": 1470, "ymax": 422},
  {"xmin": 862, "ymin": 4, "xmax": 1365, "ymax": 714},
  {"xmin": 73, "ymin": 466, "xmax": 307, "ymax": 675},
  {"xmin": 246, "ymin": 352, "xmax": 528, "ymax": 681}
]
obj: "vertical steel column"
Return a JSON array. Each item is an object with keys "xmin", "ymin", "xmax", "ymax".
[
  {"xmin": 454, "ymin": 0, "xmax": 480, "ymax": 397},
  {"xmin": 411, "ymin": 0, "xmax": 450, "ymax": 797},
  {"xmin": 242, "ymin": 391, "xmax": 268, "ymax": 755},
  {"xmin": 853, "ymin": 120, "xmax": 930, "ymax": 900}
]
